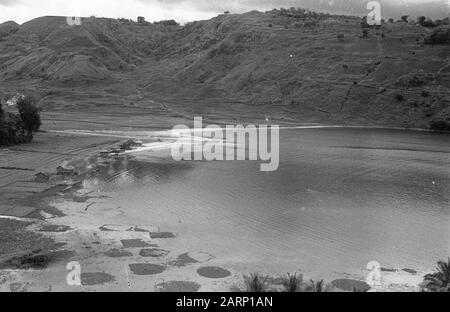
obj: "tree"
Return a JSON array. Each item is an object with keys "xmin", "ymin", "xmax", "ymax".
[
  {"xmin": 423, "ymin": 259, "xmax": 450, "ymax": 291},
  {"xmin": 425, "ymin": 28, "xmax": 450, "ymax": 44},
  {"xmin": 417, "ymin": 16, "xmax": 427, "ymax": 25},
  {"xmin": 16, "ymin": 96, "xmax": 41, "ymax": 139},
  {"xmin": 362, "ymin": 29, "xmax": 369, "ymax": 38},
  {"xmin": 361, "ymin": 16, "xmax": 370, "ymax": 28}
]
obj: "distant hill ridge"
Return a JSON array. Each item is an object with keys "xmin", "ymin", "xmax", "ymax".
[{"xmin": 0, "ymin": 10, "xmax": 449, "ymax": 129}]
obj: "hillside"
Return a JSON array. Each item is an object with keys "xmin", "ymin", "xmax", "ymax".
[{"xmin": 0, "ymin": 10, "xmax": 449, "ymax": 130}]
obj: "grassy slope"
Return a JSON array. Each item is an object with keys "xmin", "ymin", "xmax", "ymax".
[{"xmin": 0, "ymin": 12, "xmax": 449, "ymax": 129}]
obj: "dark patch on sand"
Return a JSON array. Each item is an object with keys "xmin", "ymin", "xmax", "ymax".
[
  {"xmin": 0, "ymin": 219, "xmax": 53, "ymax": 256},
  {"xmin": 65, "ymin": 194, "xmax": 91, "ymax": 203},
  {"xmin": 129, "ymin": 263, "xmax": 166, "ymax": 275},
  {"xmin": 81, "ymin": 272, "xmax": 115, "ymax": 286},
  {"xmin": 131, "ymin": 226, "xmax": 150, "ymax": 233},
  {"xmin": 150, "ymin": 232, "xmax": 175, "ymax": 239},
  {"xmin": 331, "ymin": 279, "xmax": 371, "ymax": 292},
  {"xmin": 0, "ymin": 219, "xmax": 76, "ymax": 271},
  {"xmin": 0, "ymin": 250, "xmax": 76, "ymax": 270},
  {"xmin": 402, "ymin": 268, "xmax": 418, "ymax": 274},
  {"xmin": 50, "ymin": 242, "xmax": 68, "ymax": 250},
  {"xmin": 197, "ymin": 266, "xmax": 231, "ymax": 279},
  {"xmin": 39, "ymin": 224, "xmax": 72, "ymax": 233},
  {"xmin": 121, "ymin": 239, "xmax": 156, "ymax": 248},
  {"xmin": 0, "ymin": 166, "xmax": 34, "ymax": 171},
  {"xmin": 381, "ymin": 267, "xmax": 397, "ymax": 272},
  {"xmin": 105, "ymin": 249, "xmax": 133, "ymax": 258},
  {"xmin": 155, "ymin": 281, "xmax": 200, "ymax": 292},
  {"xmin": 9, "ymin": 282, "xmax": 30, "ymax": 292},
  {"xmin": 169, "ymin": 253, "xmax": 199, "ymax": 267},
  {"xmin": 17, "ymin": 185, "xmax": 69, "ymax": 219},
  {"xmin": 139, "ymin": 248, "xmax": 169, "ymax": 258}
]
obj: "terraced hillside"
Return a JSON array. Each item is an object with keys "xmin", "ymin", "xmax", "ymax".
[{"xmin": 0, "ymin": 10, "xmax": 449, "ymax": 130}]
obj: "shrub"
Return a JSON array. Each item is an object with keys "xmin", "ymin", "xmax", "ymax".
[
  {"xmin": 0, "ymin": 112, "xmax": 28, "ymax": 145},
  {"xmin": 423, "ymin": 19, "xmax": 438, "ymax": 27},
  {"xmin": 422, "ymin": 90, "xmax": 430, "ymax": 97},
  {"xmin": 409, "ymin": 76, "xmax": 424, "ymax": 86},
  {"xmin": 395, "ymin": 94, "xmax": 405, "ymax": 102},
  {"xmin": 418, "ymin": 16, "xmax": 439, "ymax": 28},
  {"xmin": 424, "ymin": 28, "xmax": 450, "ymax": 45},
  {"xmin": 154, "ymin": 19, "xmax": 179, "ymax": 26},
  {"xmin": 361, "ymin": 16, "xmax": 370, "ymax": 28},
  {"xmin": 337, "ymin": 33, "xmax": 345, "ymax": 40},
  {"xmin": 304, "ymin": 20, "xmax": 317, "ymax": 28},
  {"xmin": 281, "ymin": 273, "xmax": 304, "ymax": 292},
  {"xmin": 0, "ymin": 95, "xmax": 41, "ymax": 146},
  {"xmin": 417, "ymin": 16, "xmax": 427, "ymax": 25},
  {"xmin": 0, "ymin": 115, "xmax": 9, "ymax": 144},
  {"xmin": 208, "ymin": 40, "xmax": 245, "ymax": 58},
  {"xmin": 429, "ymin": 120, "xmax": 450, "ymax": 132},
  {"xmin": 401, "ymin": 15, "xmax": 409, "ymax": 23},
  {"xmin": 244, "ymin": 273, "xmax": 268, "ymax": 292},
  {"xmin": 16, "ymin": 96, "xmax": 41, "ymax": 139},
  {"xmin": 423, "ymin": 259, "xmax": 450, "ymax": 291},
  {"xmin": 362, "ymin": 29, "xmax": 369, "ymax": 38},
  {"xmin": 306, "ymin": 279, "xmax": 326, "ymax": 292}
]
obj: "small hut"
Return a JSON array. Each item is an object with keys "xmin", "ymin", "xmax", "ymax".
[
  {"xmin": 56, "ymin": 166, "xmax": 76, "ymax": 176},
  {"xmin": 34, "ymin": 172, "xmax": 50, "ymax": 183}
]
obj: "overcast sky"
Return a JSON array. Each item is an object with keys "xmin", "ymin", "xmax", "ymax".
[{"xmin": 0, "ymin": 0, "xmax": 448, "ymax": 24}]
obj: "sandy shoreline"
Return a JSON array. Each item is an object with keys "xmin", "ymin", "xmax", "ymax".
[{"xmin": 0, "ymin": 129, "xmax": 438, "ymax": 292}]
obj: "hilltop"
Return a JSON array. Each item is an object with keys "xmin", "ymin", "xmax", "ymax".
[{"xmin": 0, "ymin": 10, "xmax": 449, "ymax": 130}]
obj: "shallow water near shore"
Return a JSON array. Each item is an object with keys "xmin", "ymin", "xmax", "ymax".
[{"xmin": 82, "ymin": 128, "xmax": 450, "ymax": 278}]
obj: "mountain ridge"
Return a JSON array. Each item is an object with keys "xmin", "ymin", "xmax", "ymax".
[{"xmin": 0, "ymin": 10, "xmax": 449, "ymax": 130}]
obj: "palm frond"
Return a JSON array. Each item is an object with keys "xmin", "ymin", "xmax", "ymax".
[
  {"xmin": 423, "ymin": 258, "xmax": 450, "ymax": 292},
  {"xmin": 244, "ymin": 273, "xmax": 268, "ymax": 292},
  {"xmin": 281, "ymin": 273, "xmax": 304, "ymax": 292},
  {"xmin": 307, "ymin": 279, "xmax": 325, "ymax": 292}
]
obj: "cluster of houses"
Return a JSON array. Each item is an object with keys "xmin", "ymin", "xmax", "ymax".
[
  {"xmin": 34, "ymin": 166, "xmax": 78, "ymax": 183},
  {"xmin": 33, "ymin": 139, "xmax": 142, "ymax": 184}
]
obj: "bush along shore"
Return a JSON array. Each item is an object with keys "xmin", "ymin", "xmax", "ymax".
[
  {"xmin": 241, "ymin": 259, "xmax": 450, "ymax": 292},
  {"xmin": 0, "ymin": 95, "xmax": 41, "ymax": 146}
]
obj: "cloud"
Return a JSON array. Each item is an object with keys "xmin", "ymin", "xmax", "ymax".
[{"xmin": 0, "ymin": 0, "xmax": 21, "ymax": 6}]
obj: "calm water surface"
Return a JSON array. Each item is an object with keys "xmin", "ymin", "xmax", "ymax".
[{"xmin": 85, "ymin": 128, "xmax": 450, "ymax": 277}]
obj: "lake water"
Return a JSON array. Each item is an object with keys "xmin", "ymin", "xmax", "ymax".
[{"xmin": 84, "ymin": 128, "xmax": 450, "ymax": 278}]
